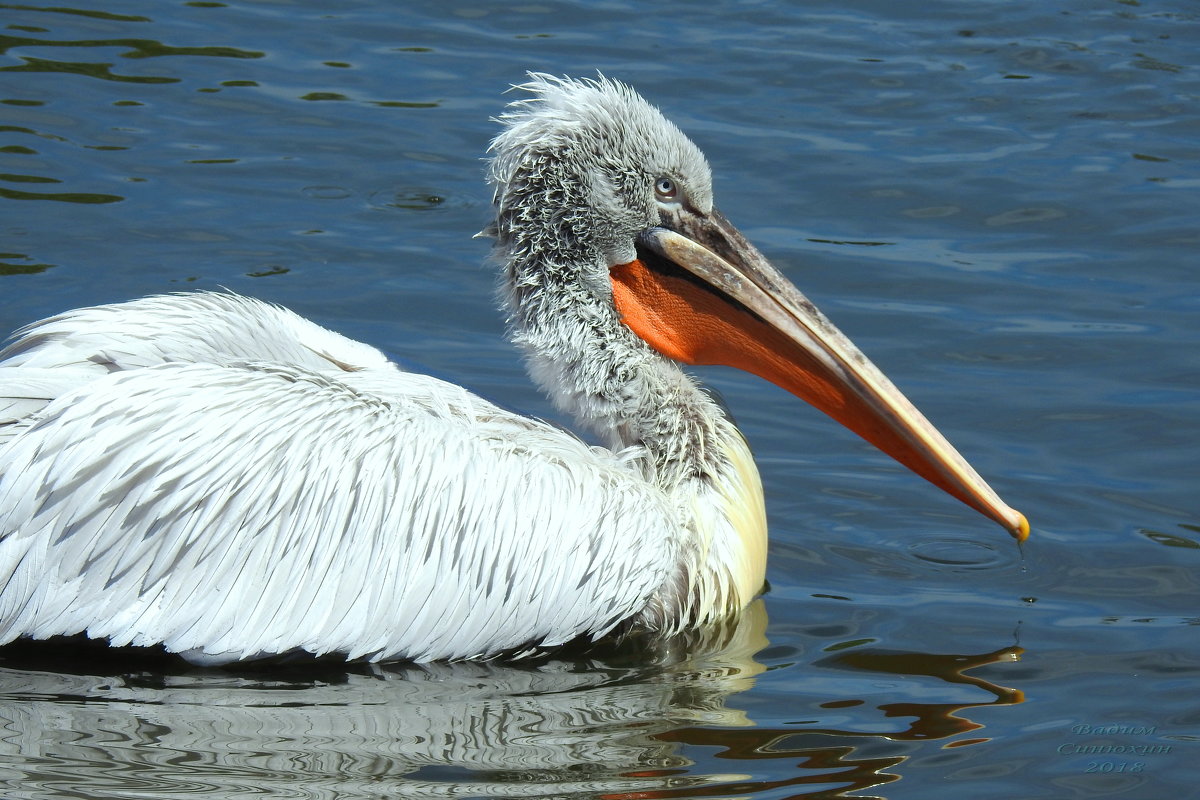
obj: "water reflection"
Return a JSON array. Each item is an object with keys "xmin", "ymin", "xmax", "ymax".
[
  {"xmin": 0, "ymin": 252, "xmax": 53, "ymax": 275},
  {"xmin": 0, "ymin": 604, "xmax": 1024, "ymax": 799},
  {"xmin": 812, "ymin": 645, "xmax": 1024, "ymax": 741},
  {"xmin": 0, "ymin": 29, "xmax": 263, "ymax": 85},
  {"xmin": 649, "ymin": 644, "xmax": 1024, "ymax": 800}
]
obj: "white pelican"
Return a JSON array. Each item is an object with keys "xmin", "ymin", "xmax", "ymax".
[{"xmin": 0, "ymin": 75, "xmax": 1027, "ymax": 665}]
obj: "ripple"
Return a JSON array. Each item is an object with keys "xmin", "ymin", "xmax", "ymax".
[
  {"xmin": 908, "ymin": 538, "xmax": 1006, "ymax": 570},
  {"xmin": 0, "ymin": 187, "xmax": 123, "ymax": 204},
  {"xmin": 0, "ymin": 251, "xmax": 54, "ymax": 275},
  {"xmin": 2, "ymin": 57, "xmax": 179, "ymax": 85},
  {"xmin": 302, "ymin": 185, "xmax": 353, "ymax": 200},
  {"xmin": 1139, "ymin": 527, "xmax": 1200, "ymax": 550},
  {"xmin": 300, "ymin": 91, "xmax": 349, "ymax": 102},
  {"xmin": 985, "ymin": 207, "xmax": 1067, "ymax": 226},
  {"xmin": 368, "ymin": 187, "xmax": 471, "ymax": 211},
  {"xmin": 991, "ymin": 317, "xmax": 1153, "ymax": 335},
  {"xmin": 903, "ymin": 205, "xmax": 961, "ymax": 218}
]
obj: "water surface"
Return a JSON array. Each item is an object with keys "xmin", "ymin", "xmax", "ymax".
[{"xmin": 1, "ymin": 1, "xmax": 1198, "ymax": 797}]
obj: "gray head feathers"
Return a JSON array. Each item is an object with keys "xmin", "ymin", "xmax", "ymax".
[{"xmin": 487, "ymin": 73, "xmax": 713, "ymax": 271}]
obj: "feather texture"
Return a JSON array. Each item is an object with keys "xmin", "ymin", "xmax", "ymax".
[{"xmin": 0, "ymin": 297, "xmax": 681, "ymax": 662}]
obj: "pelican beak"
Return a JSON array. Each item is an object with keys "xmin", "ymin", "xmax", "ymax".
[{"xmin": 610, "ymin": 208, "xmax": 1028, "ymax": 541}]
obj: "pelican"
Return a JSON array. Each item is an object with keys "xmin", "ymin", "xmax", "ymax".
[{"xmin": 0, "ymin": 75, "xmax": 1027, "ymax": 665}]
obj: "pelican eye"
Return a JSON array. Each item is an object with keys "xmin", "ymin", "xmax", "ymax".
[{"xmin": 654, "ymin": 176, "xmax": 678, "ymax": 201}]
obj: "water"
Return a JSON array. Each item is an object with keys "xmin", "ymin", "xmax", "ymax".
[{"xmin": 1, "ymin": 1, "xmax": 1197, "ymax": 797}]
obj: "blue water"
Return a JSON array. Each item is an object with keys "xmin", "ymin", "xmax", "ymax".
[{"xmin": 2, "ymin": 1, "xmax": 1198, "ymax": 798}]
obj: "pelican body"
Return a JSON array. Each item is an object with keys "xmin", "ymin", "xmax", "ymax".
[{"xmin": 0, "ymin": 76, "xmax": 1026, "ymax": 665}]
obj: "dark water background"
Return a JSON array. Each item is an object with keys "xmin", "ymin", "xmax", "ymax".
[{"xmin": 1, "ymin": 1, "xmax": 1198, "ymax": 797}]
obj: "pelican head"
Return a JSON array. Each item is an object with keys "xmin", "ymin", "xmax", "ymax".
[
  {"xmin": 489, "ymin": 74, "xmax": 712, "ymax": 272},
  {"xmin": 487, "ymin": 73, "xmax": 1027, "ymax": 541}
]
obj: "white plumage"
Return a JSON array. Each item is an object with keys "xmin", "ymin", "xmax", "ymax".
[
  {"xmin": 0, "ymin": 75, "xmax": 1024, "ymax": 665},
  {"xmin": 0, "ymin": 292, "xmax": 691, "ymax": 663}
]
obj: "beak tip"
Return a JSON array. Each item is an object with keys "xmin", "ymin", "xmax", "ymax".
[{"xmin": 1010, "ymin": 510, "xmax": 1031, "ymax": 543}]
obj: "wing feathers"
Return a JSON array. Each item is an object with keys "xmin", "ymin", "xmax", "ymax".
[
  {"xmin": 1, "ymin": 347, "xmax": 678, "ymax": 663},
  {"xmin": 0, "ymin": 292, "xmax": 395, "ymax": 376}
]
